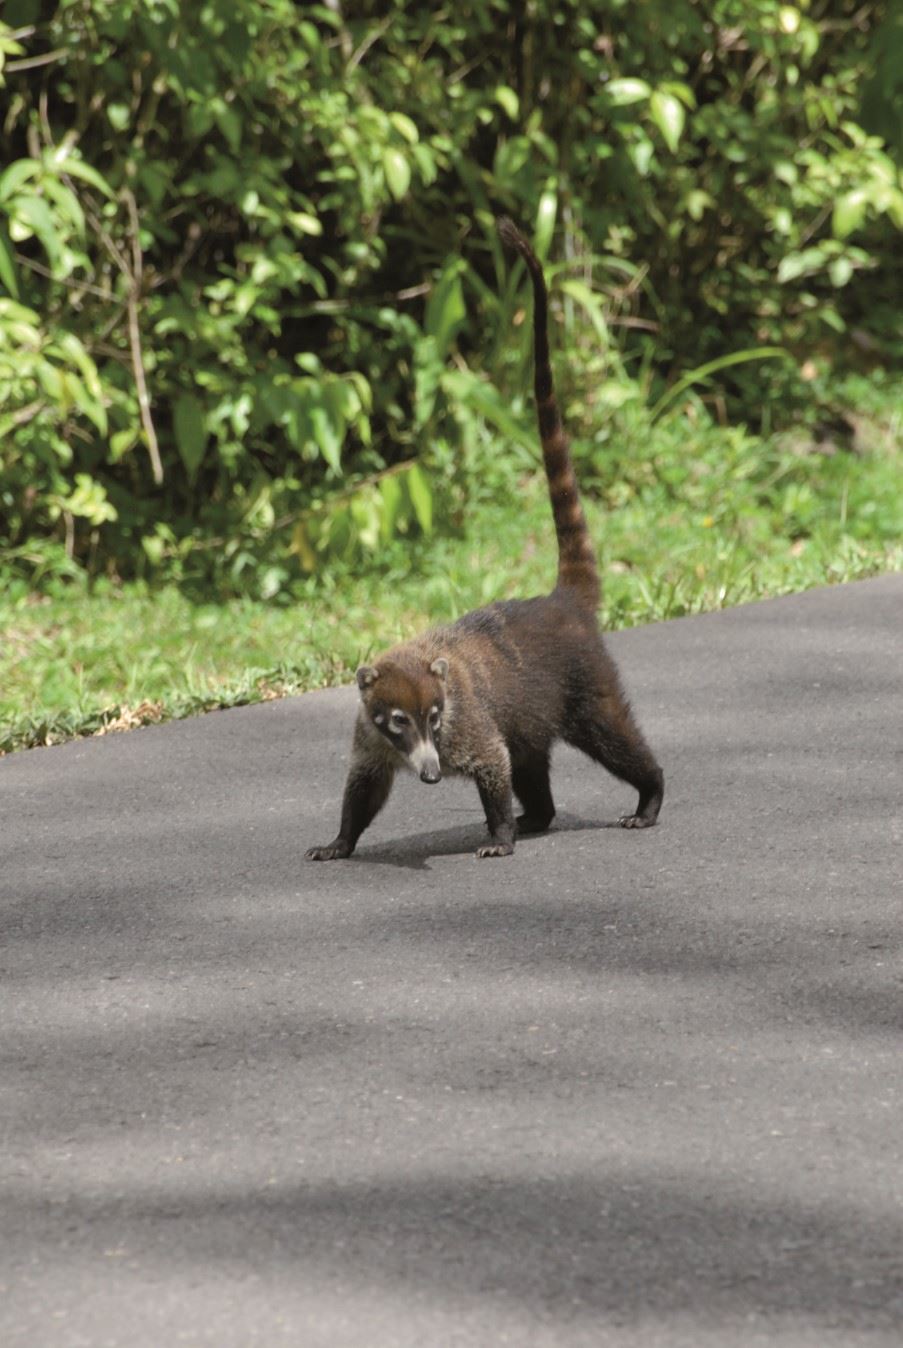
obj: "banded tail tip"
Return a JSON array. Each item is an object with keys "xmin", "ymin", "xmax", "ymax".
[{"xmin": 497, "ymin": 216, "xmax": 532, "ymax": 257}]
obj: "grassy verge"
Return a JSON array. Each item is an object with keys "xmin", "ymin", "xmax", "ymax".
[{"xmin": 2, "ymin": 391, "xmax": 901, "ymax": 755}]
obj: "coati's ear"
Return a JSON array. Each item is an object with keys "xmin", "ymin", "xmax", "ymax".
[
  {"xmin": 356, "ymin": 665, "xmax": 379, "ymax": 691},
  {"xmin": 430, "ymin": 657, "xmax": 449, "ymax": 682}
]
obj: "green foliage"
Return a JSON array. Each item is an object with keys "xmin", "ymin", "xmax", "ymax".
[
  {"xmin": 3, "ymin": 375, "xmax": 901, "ymax": 753},
  {"xmin": 0, "ymin": 0, "xmax": 900, "ymax": 595}
]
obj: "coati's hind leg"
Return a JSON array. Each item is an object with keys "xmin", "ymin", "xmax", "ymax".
[
  {"xmin": 564, "ymin": 693, "xmax": 664, "ymax": 829},
  {"xmin": 512, "ymin": 754, "xmax": 556, "ymax": 835}
]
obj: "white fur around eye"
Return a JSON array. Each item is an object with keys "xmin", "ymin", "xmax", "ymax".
[{"xmin": 373, "ymin": 713, "xmax": 385, "ymax": 726}]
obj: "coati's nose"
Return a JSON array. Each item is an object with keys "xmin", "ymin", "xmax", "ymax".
[{"xmin": 420, "ymin": 764, "xmax": 441, "ymax": 784}]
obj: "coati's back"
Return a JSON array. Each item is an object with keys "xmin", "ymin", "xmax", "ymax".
[{"xmin": 305, "ymin": 219, "xmax": 663, "ymax": 861}]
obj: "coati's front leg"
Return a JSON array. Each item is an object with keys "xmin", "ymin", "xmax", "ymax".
[
  {"xmin": 305, "ymin": 758, "xmax": 395, "ymax": 861},
  {"xmin": 473, "ymin": 745, "xmax": 516, "ymax": 859}
]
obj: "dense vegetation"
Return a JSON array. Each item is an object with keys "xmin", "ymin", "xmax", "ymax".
[{"xmin": 1, "ymin": 0, "xmax": 901, "ymax": 601}]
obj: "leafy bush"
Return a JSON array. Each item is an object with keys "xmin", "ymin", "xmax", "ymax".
[{"xmin": 0, "ymin": 0, "xmax": 900, "ymax": 594}]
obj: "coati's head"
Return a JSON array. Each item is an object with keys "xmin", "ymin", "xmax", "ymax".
[{"xmin": 356, "ymin": 657, "xmax": 448, "ymax": 784}]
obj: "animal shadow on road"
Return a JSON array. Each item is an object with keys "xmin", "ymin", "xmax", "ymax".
[{"xmin": 356, "ymin": 811, "xmax": 629, "ymax": 871}]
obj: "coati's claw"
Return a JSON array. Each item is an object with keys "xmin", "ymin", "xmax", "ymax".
[
  {"xmin": 618, "ymin": 813, "xmax": 657, "ymax": 830},
  {"xmin": 305, "ymin": 842, "xmax": 352, "ymax": 861},
  {"xmin": 476, "ymin": 842, "xmax": 515, "ymax": 859}
]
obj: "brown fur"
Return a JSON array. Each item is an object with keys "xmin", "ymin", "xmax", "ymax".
[{"xmin": 306, "ymin": 219, "xmax": 664, "ymax": 861}]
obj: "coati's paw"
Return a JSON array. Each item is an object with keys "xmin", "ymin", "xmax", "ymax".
[
  {"xmin": 476, "ymin": 842, "xmax": 515, "ymax": 859},
  {"xmin": 618, "ymin": 812, "xmax": 657, "ymax": 830},
  {"xmin": 305, "ymin": 841, "xmax": 352, "ymax": 861}
]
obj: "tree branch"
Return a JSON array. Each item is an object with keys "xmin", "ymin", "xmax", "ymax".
[{"xmin": 123, "ymin": 188, "xmax": 163, "ymax": 485}]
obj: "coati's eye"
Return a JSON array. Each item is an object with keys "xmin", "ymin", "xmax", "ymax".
[{"xmin": 389, "ymin": 709, "xmax": 409, "ymax": 733}]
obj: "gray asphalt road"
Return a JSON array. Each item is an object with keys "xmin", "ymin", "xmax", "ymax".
[{"xmin": 2, "ymin": 574, "xmax": 901, "ymax": 1347}]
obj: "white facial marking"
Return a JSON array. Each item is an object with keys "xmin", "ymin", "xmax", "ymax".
[{"xmin": 409, "ymin": 736, "xmax": 441, "ymax": 777}]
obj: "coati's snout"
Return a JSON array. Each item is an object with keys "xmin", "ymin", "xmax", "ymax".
[
  {"xmin": 395, "ymin": 723, "xmax": 443, "ymax": 784},
  {"xmin": 414, "ymin": 748, "xmax": 442, "ymax": 785}
]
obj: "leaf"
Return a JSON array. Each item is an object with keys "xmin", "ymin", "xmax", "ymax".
[
  {"xmin": 406, "ymin": 462, "xmax": 432, "ymax": 534},
  {"xmin": 0, "ymin": 293, "xmax": 40, "ymax": 322},
  {"xmin": 495, "ymin": 85, "xmax": 519, "ymax": 120},
  {"xmin": 629, "ymin": 136, "xmax": 655, "ymax": 176},
  {"xmin": 412, "ymin": 142, "xmax": 438, "ymax": 186},
  {"xmin": 45, "ymin": 335, "xmax": 107, "ymax": 433},
  {"xmin": 42, "ymin": 176, "xmax": 86, "ymax": 236},
  {"xmin": 535, "ymin": 186, "xmax": 557, "ymax": 262},
  {"xmin": 493, "ymin": 135, "xmax": 531, "ymax": 186},
  {"xmin": 107, "ymin": 103, "xmax": 130, "ymax": 132},
  {"xmin": 173, "ymin": 393, "xmax": 208, "ymax": 479},
  {"xmin": 59, "ymin": 473, "xmax": 117, "ymax": 524},
  {"xmin": 49, "ymin": 154, "xmax": 116, "ymax": 199},
  {"xmin": 605, "ymin": 78, "xmax": 651, "ymax": 105},
  {"xmin": 818, "ymin": 306, "xmax": 846, "ymax": 334},
  {"xmin": 50, "ymin": 331, "xmax": 103, "ymax": 393},
  {"xmin": 389, "ymin": 112, "xmax": 419, "ymax": 144},
  {"xmin": 777, "ymin": 247, "xmax": 827, "ymax": 283},
  {"xmin": 8, "ymin": 195, "xmax": 62, "ymax": 269},
  {"xmin": 349, "ymin": 490, "xmax": 380, "ymax": 551},
  {"xmin": 414, "ymin": 335, "xmax": 442, "ymax": 428},
  {"xmin": 216, "ymin": 105, "xmax": 242, "ymax": 153},
  {"xmin": 650, "ymin": 90, "xmax": 685, "ymax": 153},
  {"xmin": 309, "ymin": 403, "xmax": 342, "ymax": 472},
  {"xmin": 649, "ymin": 347, "xmax": 791, "ymax": 422},
  {"xmin": 0, "ymin": 230, "xmax": 18, "ymax": 297},
  {"xmin": 442, "ymin": 370, "xmax": 536, "ymax": 455},
  {"xmin": 661, "ymin": 81, "xmax": 697, "ymax": 110},
  {"xmin": 558, "ymin": 279, "xmax": 609, "ymax": 346},
  {"xmin": 382, "ymin": 149, "xmax": 410, "ymax": 202},
  {"xmin": 685, "ymin": 189, "xmax": 714, "ymax": 221},
  {"xmin": 379, "ymin": 472, "xmax": 404, "ymax": 543},
  {"xmin": 142, "ymin": 534, "xmax": 166, "ymax": 566},
  {"xmin": 110, "ymin": 428, "xmax": 139, "ymax": 462},
  {"xmin": 832, "ymin": 190, "xmax": 868, "ymax": 239},
  {"xmin": 299, "ymin": 20, "xmax": 321, "ymax": 51},
  {"xmin": 64, "ymin": 371, "xmax": 108, "ymax": 436},
  {"xmin": 288, "ymin": 211, "xmax": 323, "ymax": 236},
  {"xmin": 291, "ymin": 521, "xmax": 317, "ymax": 572},
  {"xmin": 424, "ymin": 260, "xmax": 466, "ymax": 358},
  {"xmin": 829, "ymin": 256, "xmax": 853, "ymax": 287},
  {"xmin": 0, "ymin": 159, "xmax": 40, "ymax": 203}
]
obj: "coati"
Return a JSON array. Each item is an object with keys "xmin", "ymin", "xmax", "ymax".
[{"xmin": 306, "ymin": 217, "xmax": 664, "ymax": 861}]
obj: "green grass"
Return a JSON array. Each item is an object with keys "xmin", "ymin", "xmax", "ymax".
[{"xmin": 2, "ymin": 392, "xmax": 901, "ymax": 755}]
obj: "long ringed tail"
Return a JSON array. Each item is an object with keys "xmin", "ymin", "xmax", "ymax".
[{"xmin": 497, "ymin": 217, "xmax": 600, "ymax": 610}]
